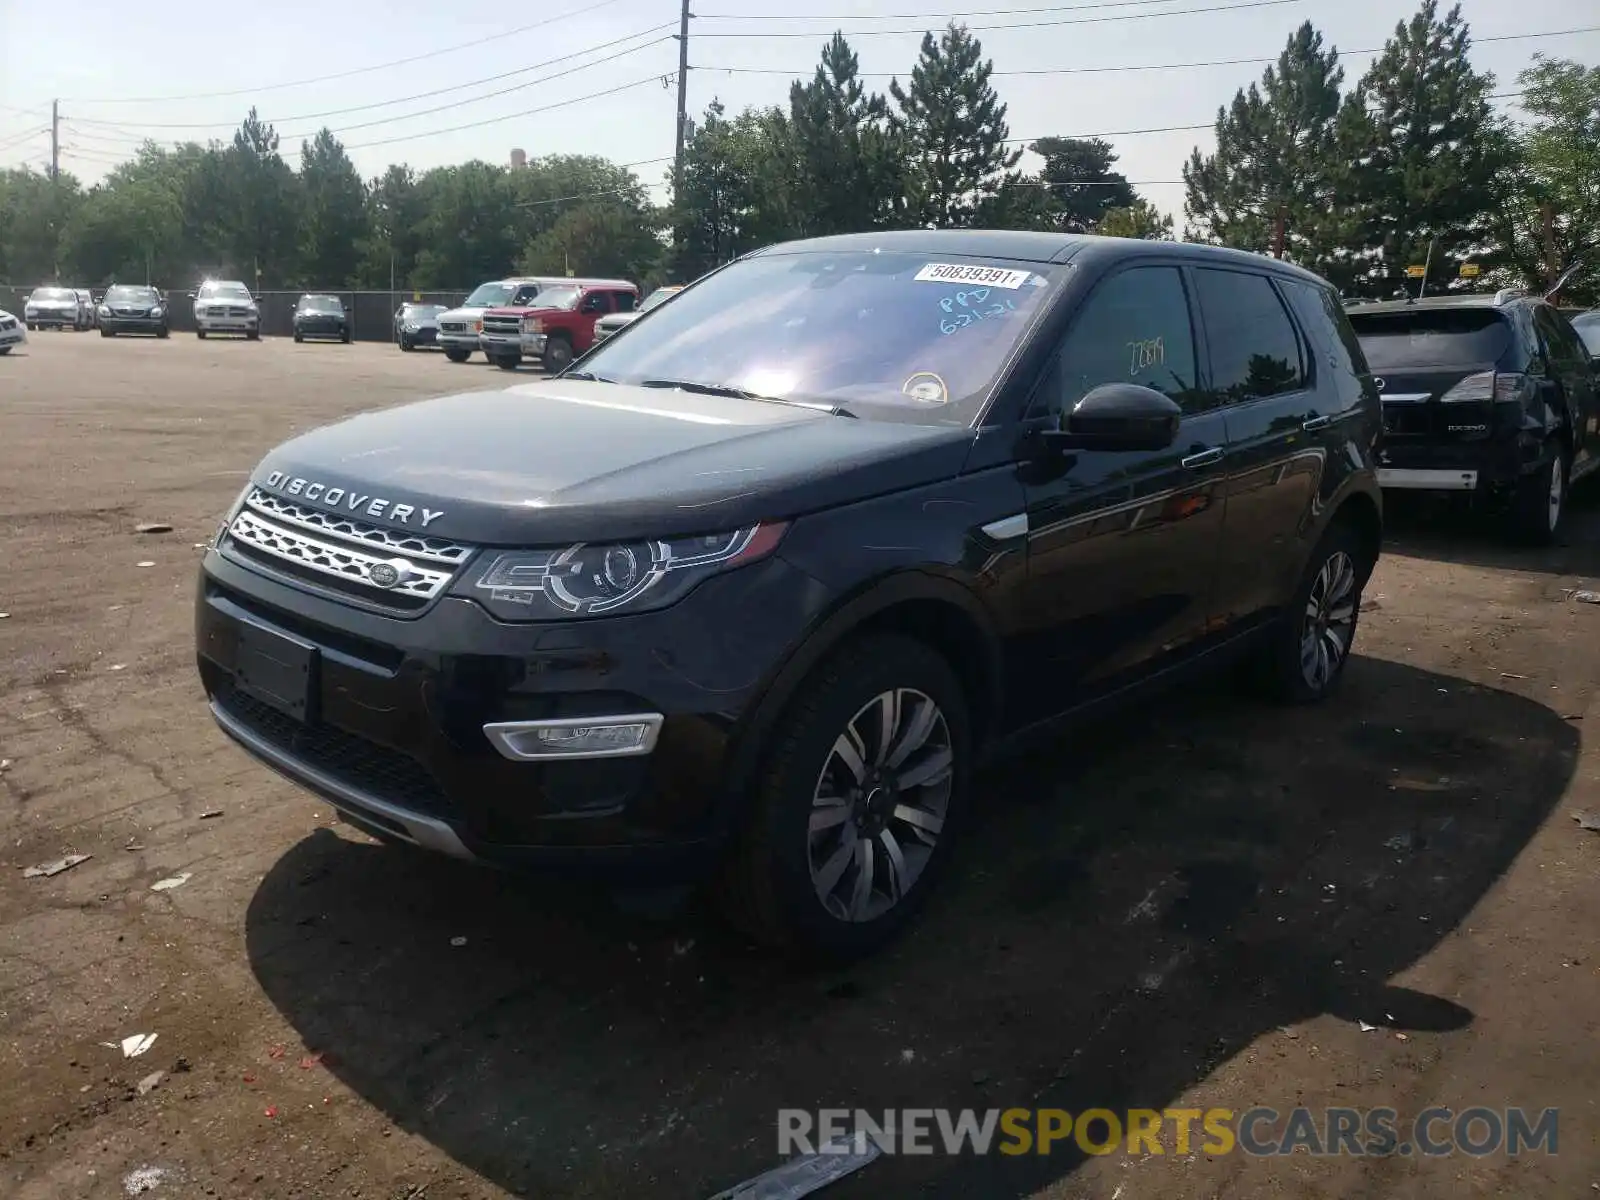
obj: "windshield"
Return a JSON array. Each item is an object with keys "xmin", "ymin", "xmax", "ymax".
[
  {"xmin": 580, "ymin": 251, "xmax": 1059, "ymax": 424},
  {"xmin": 1573, "ymin": 313, "xmax": 1600, "ymax": 355},
  {"xmin": 531, "ymin": 287, "xmax": 581, "ymax": 311},
  {"xmin": 640, "ymin": 287, "xmax": 681, "ymax": 313},
  {"xmin": 402, "ymin": 304, "xmax": 445, "ymax": 318},
  {"xmin": 200, "ymin": 283, "xmax": 251, "ymax": 301},
  {"xmin": 106, "ymin": 286, "xmax": 160, "ymax": 303},
  {"xmin": 31, "ymin": 287, "xmax": 75, "ymax": 301},
  {"xmin": 464, "ymin": 282, "xmax": 517, "ymax": 307},
  {"xmin": 298, "ymin": 296, "xmax": 342, "ymax": 312},
  {"xmin": 1348, "ymin": 308, "xmax": 1513, "ymax": 371}
]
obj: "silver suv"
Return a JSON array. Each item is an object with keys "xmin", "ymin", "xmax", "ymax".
[{"xmin": 191, "ymin": 280, "xmax": 260, "ymax": 340}]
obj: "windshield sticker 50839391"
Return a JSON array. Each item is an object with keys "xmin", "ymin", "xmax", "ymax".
[{"xmin": 914, "ymin": 263, "xmax": 1033, "ymax": 289}]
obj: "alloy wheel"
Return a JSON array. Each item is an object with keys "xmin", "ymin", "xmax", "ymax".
[
  {"xmin": 807, "ymin": 688, "xmax": 953, "ymax": 923},
  {"xmin": 1300, "ymin": 550, "xmax": 1357, "ymax": 692}
]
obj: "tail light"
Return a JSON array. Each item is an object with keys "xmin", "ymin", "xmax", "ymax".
[{"xmin": 1439, "ymin": 371, "xmax": 1534, "ymax": 403}]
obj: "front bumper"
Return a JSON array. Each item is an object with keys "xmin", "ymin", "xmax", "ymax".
[
  {"xmin": 296, "ymin": 323, "xmax": 347, "ymax": 339},
  {"xmin": 198, "ymin": 316, "xmax": 260, "ymax": 333},
  {"xmin": 0, "ymin": 322, "xmax": 24, "ymax": 348},
  {"xmin": 26, "ymin": 310, "xmax": 76, "ymax": 326},
  {"xmin": 194, "ymin": 546, "xmax": 824, "ymax": 879},
  {"xmin": 101, "ymin": 316, "xmax": 167, "ymax": 334},
  {"xmin": 400, "ymin": 327, "xmax": 438, "ymax": 344},
  {"xmin": 480, "ymin": 330, "xmax": 546, "ymax": 357}
]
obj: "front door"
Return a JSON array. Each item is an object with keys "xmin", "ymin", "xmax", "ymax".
[{"xmin": 1010, "ymin": 263, "xmax": 1230, "ymax": 727}]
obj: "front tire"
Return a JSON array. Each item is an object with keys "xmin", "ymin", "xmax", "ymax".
[
  {"xmin": 100, "ymin": 328, "xmax": 113, "ymax": 338},
  {"xmin": 246, "ymin": 328, "xmax": 260, "ymax": 341},
  {"xmin": 541, "ymin": 334, "xmax": 574, "ymax": 373},
  {"xmin": 1510, "ymin": 445, "xmax": 1566, "ymax": 546},
  {"xmin": 157, "ymin": 327, "xmax": 169, "ymax": 339},
  {"xmin": 197, "ymin": 329, "xmax": 207, "ymax": 339},
  {"xmin": 399, "ymin": 336, "xmax": 414, "ymax": 352},
  {"xmin": 293, "ymin": 331, "xmax": 304, "ymax": 343},
  {"xmin": 444, "ymin": 348, "xmax": 471, "ymax": 363},
  {"xmin": 720, "ymin": 634, "xmax": 972, "ymax": 961},
  {"xmin": 492, "ymin": 353, "xmax": 521, "ymax": 371}
]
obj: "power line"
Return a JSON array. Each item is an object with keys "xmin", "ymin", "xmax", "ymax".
[
  {"xmin": 58, "ymin": 0, "xmax": 636, "ymax": 104},
  {"xmin": 66, "ymin": 24, "xmax": 677, "ymax": 133},
  {"xmin": 341, "ymin": 74, "xmax": 670, "ymax": 151},
  {"xmin": 697, "ymin": 0, "xmax": 1192, "ymax": 17},
  {"xmin": 695, "ymin": 0, "xmax": 1302, "ymax": 37}
]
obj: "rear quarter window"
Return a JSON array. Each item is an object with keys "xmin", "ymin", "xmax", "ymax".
[{"xmin": 1347, "ymin": 308, "xmax": 1514, "ymax": 371}]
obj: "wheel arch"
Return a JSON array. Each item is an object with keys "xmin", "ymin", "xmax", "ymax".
[
  {"xmin": 1328, "ymin": 486, "xmax": 1382, "ymax": 580},
  {"xmin": 720, "ymin": 571, "xmax": 1005, "ymax": 818}
]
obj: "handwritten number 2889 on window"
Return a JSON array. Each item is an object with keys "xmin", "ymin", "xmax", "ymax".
[{"xmin": 1127, "ymin": 337, "xmax": 1165, "ymax": 377}]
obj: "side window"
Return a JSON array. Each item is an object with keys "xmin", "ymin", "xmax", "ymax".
[
  {"xmin": 580, "ymin": 292, "xmax": 609, "ymax": 314},
  {"xmin": 1193, "ymin": 268, "xmax": 1308, "ymax": 404},
  {"xmin": 512, "ymin": 285, "xmax": 538, "ymax": 305},
  {"xmin": 1536, "ymin": 306, "xmax": 1583, "ymax": 367},
  {"xmin": 613, "ymin": 291, "xmax": 636, "ymax": 313},
  {"xmin": 1282, "ymin": 278, "xmax": 1367, "ymax": 378},
  {"xmin": 1032, "ymin": 266, "xmax": 1203, "ymax": 417}
]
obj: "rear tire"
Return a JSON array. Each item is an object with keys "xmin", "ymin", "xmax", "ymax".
[
  {"xmin": 1509, "ymin": 444, "xmax": 1566, "ymax": 546},
  {"xmin": 719, "ymin": 634, "xmax": 972, "ymax": 961},
  {"xmin": 1245, "ymin": 519, "xmax": 1369, "ymax": 705}
]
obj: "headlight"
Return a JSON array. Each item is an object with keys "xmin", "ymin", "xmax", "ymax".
[
  {"xmin": 98, "ymin": 305, "xmax": 111, "ymax": 316},
  {"xmin": 151, "ymin": 306, "xmax": 164, "ymax": 318},
  {"xmin": 522, "ymin": 316, "xmax": 543, "ymax": 334},
  {"xmin": 473, "ymin": 319, "xmax": 483, "ymax": 333},
  {"xmin": 402, "ymin": 321, "xmax": 418, "ymax": 332},
  {"xmin": 469, "ymin": 523, "xmax": 788, "ymax": 620}
]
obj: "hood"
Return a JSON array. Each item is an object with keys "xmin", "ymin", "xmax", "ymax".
[
  {"xmin": 596, "ymin": 311, "xmax": 640, "ymax": 329},
  {"xmin": 28, "ymin": 298, "xmax": 76, "ymax": 308},
  {"xmin": 251, "ymin": 380, "xmax": 972, "ymax": 545},
  {"xmin": 437, "ymin": 306, "xmax": 491, "ymax": 322}
]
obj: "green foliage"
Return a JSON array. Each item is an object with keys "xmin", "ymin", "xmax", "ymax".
[
  {"xmin": 1099, "ymin": 200, "xmax": 1175, "ymax": 241},
  {"xmin": 890, "ymin": 24, "xmax": 1022, "ymax": 228},
  {"xmin": 299, "ymin": 129, "xmax": 366, "ymax": 289},
  {"xmin": 1030, "ymin": 138, "xmax": 1136, "ymax": 233}
]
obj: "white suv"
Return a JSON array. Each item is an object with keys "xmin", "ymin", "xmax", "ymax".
[{"xmin": 191, "ymin": 280, "xmax": 260, "ymax": 339}]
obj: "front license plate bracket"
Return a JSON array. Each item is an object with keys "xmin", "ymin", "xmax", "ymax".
[{"xmin": 234, "ymin": 621, "xmax": 319, "ymax": 723}]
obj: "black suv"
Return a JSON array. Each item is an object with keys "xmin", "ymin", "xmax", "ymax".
[
  {"xmin": 1346, "ymin": 294, "xmax": 1599, "ymax": 543},
  {"xmin": 293, "ymin": 294, "xmax": 351, "ymax": 343},
  {"xmin": 195, "ymin": 232, "xmax": 1383, "ymax": 958}
]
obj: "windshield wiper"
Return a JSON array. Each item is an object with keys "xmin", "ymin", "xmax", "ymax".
[
  {"xmin": 637, "ymin": 378, "xmax": 857, "ymax": 418},
  {"xmin": 560, "ymin": 370, "xmax": 618, "ymax": 383}
]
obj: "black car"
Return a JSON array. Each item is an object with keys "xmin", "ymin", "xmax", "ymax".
[
  {"xmin": 293, "ymin": 294, "xmax": 350, "ymax": 343},
  {"xmin": 97, "ymin": 284, "xmax": 171, "ymax": 338},
  {"xmin": 1346, "ymin": 294, "xmax": 1600, "ymax": 543},
  {"xmin": 395, "ymin": 302, "xmax": 447, "ymax": 351},
  {"xmin": 195, "ymin": 231, "xmax": 1383, "ymax": 959}
]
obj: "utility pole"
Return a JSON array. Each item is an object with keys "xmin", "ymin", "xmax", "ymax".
[
  {"xmin": 1271, "ymin": 205, "xmax": 1287, "ymax": 259},
  {"xmin": 49, "ymin": 99, "xmax": 59, "ymax": 182},
  {"xmin": 1540, "ymin": 202, "xmax": 1559, "ymax": 291},
  {"xmin": 672, "ymin": 0, "xmax": 692, "ymax": 196}
]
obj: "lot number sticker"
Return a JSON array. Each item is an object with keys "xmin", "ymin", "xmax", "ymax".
[{"xmin": 914, "ymin": 263, "xmax": 1033, "ymax": 289}]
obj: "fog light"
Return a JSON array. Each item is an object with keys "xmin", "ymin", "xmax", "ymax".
[{"xmin": 483, "ymin": 714, "xmax": 663, "ymax": 761}]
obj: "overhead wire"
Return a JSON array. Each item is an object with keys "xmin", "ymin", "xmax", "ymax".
[
  {"xmin": 694, "ymin": 0, "xmax": 1303, "ymax": 38},
  {"xmin": 65, "ymin": 24, "xmax": 678, "ymax": 133},
  {"xmin": 58, "ymin": 0, "xmax": 636, "ymax": 104}
]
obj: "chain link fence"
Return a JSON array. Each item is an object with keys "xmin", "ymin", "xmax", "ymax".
[{"xmin": 0, "ymin": 287, "xmax": 470, "ymax": 343}]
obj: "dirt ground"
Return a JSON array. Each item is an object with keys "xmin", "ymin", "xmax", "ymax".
[{"xmin": 1, "ymin": 331, "xmax": 1597, "ymax": 1200}]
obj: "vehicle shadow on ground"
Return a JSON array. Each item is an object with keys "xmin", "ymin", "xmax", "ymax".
[
  {"xmin": 244, "ymin": 656, "xmax": 1578, "ymax": 1200},
  {"xmin": 1382, "ymin": 480, "xmax": 1600, "ymax": 578}
]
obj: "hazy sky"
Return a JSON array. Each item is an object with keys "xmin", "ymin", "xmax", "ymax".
[{"xmin": 2, "ymin": 0, "xmax": 1595, "ymax": 223}]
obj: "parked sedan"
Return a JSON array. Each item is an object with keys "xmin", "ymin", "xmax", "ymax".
[
  {"xmin": 395, "ymin": 302, "xmax": 447, "ymax": 351},
  {"xmin": 23, "ymin": 286, "xmax": 81, "ymax": 330},
  {"xmin": 293, "ymin": 294, "xmax": 351, "ymax": 343},
  {"xmin": 0, "ymin": 308, "xmax": 25, "ymax": 354},
  {"xmin": 97, "ymin": 285, "xmax": 171, "ymax": 338}
]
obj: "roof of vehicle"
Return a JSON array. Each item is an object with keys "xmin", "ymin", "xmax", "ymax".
[
  {"xmin": 1344, "ymin": 292, "xmax": 1545, "ymax": 316},
  {"xmin": 484, "ymin": 276, "xmax": 635, "ymax": 287},
  {"xmin": 297, "ymin": 293, "xmax": 342, "ymax": 301},
  {"xmin": 743, "ymin": 229, "xmax": 1332, "ymax": 284}
]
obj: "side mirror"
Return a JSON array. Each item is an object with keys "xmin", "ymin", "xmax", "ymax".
[
  {"xmin": 187, "ymin": 291, "xmax": 196, "ymax": 300},
  {"xmin": 1046, "ymin": 383, "xmax": 1183, "ymax": 453}
]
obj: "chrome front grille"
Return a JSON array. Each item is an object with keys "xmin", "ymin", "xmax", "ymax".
[
  {"xmin": 481, "ymin": 315, "xmax": 521, "ymax": 335},
  {"xmin": 440, "ymin": 321, "xmax": 468, "ymax": 333},
  {"xmin": 226, "ymin": 509, "xmax": 460, "ymax": 604},
  {"xmin": 242, "ymin": 490, "xmax": 470, "ymax": 564}
]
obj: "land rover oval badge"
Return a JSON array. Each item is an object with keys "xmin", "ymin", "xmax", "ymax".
[{"xmin": 369, "ymin": 559, "xmax": 409, "ymax": 589}]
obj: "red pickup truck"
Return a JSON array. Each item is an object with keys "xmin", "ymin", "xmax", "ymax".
[{"xmin": 478, "ymin": 282, "xmax": 640, "ymax": 372}]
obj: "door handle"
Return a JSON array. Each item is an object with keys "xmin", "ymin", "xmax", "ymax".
[
  {"xmin": 1181, "ymin": 447, "xmax": 1223, "ymax": 470},
  {"xmin": 1302, "ymin": 414, "xmax": 1332, "ymax": 432}
]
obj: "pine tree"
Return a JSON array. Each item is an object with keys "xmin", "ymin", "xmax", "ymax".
[
  {"xmin": 1030, "ymin": 137, "xmax": 1136, "ymax": 233},
  {"xmin": 788, "ymin": 34, "xmax": 903, "ymax": 235},
  {"xmin": 1182, "ymin": 22, "xmax": 1351, "ymax": 275},
  {"xmin": 890, "ymin": 24, "xmax": 1021, "ymax": 228},
  {"xmin": 299, "ymin": 129, "xmax": 365, "ymax": 288},
  {"xmin": 1343, "ymin": 1, "xmax": 1513, "ymax": 296}
]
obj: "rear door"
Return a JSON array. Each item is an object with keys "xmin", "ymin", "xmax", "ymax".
[
  {"xmin": 1190, "ymin": 266, "xmax": 1325, "ymax": 628},
  {"xmin": 1346, "ymin": 306, "xmax": 1517, "ymax": 451},
  {"xmin": 1533, "ymin": 304, "xmax": 1600, "ymax": 480}
]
